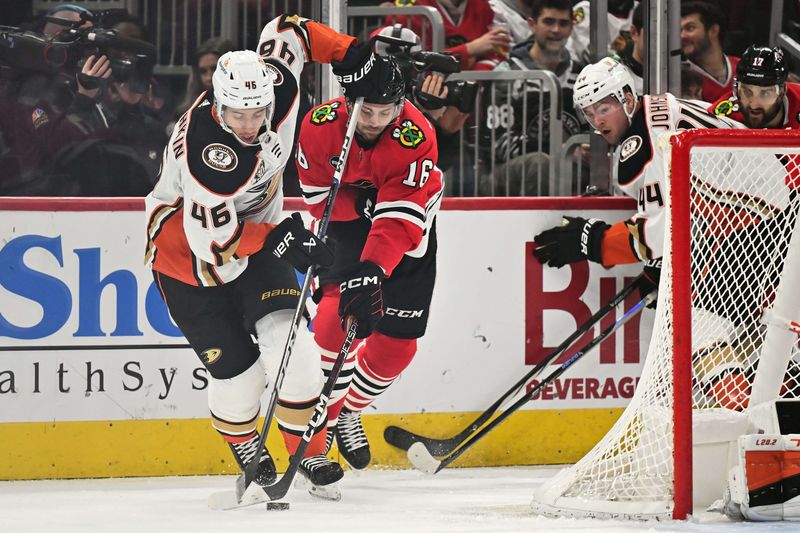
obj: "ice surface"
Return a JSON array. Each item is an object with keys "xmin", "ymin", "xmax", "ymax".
[{"xmin": 0, "ymin": 466, "xmax": 796, "ymax": 532}]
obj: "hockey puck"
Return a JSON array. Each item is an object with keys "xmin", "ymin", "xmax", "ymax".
[{"xmin": 266, "ymin": 502, "xmax": 290, "ymax": 511}]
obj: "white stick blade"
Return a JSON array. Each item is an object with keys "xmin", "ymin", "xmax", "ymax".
[
  {"xmin": 207, "ymin": 489, "xmax": 269, "ymax": 511},
  {"xmin": 407, "ymin": 442, "xmax": 441, "ymax": 474}
]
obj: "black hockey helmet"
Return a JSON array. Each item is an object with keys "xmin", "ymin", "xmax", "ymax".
[{"xmin": 736, "ymin": 45, "xmax": 788, "ymax": 86}]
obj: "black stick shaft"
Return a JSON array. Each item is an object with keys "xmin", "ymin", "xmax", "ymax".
[
  {"xmin": 385, "ymin": 274, "xmax": 644, "ymax": 454},
  {"xmin": 237, "ymin": 97, "xmax": 364, "ymax": 499},
  {"xmin": 262, "ymin": 318, "xmax": 359, "ymax": 501},
  {"xmin": 433, "ymin": 292, "xmax": 654, "ymax": 472}
]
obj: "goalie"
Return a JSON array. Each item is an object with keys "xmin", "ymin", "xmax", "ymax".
[{"xmin": 531, "ymin": 57, "xmax": 754, "ymax": 409}]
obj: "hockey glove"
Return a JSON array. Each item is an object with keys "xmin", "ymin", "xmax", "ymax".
[
  {"xmin": 639, "ymin": 258, "xmax": 662, "ymax": 308},
  {"xmin": 338, "ymin": 261, "xmax": 385, "ymax": 338},
  {"xmin": 332, "ymin": 41, "xmax": 380, "ymax": 99},
  {"xmin": 265, "ymin": 213, "xmax": 334, "ymax": 272},
  {"xmin": 532, "ymin": 216, "xmax": 610, "ymax": 268}
]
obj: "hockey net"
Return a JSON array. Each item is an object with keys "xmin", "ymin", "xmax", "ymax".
[{"xmin": 531, "ymin": 129, "xmax": 800, "ymax": 520}]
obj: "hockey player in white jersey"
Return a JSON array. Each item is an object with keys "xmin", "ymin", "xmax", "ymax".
[
  {"xmin": 533, "ymin": 57, "xmax": 753, "ymax": 410},
  {"xmin": 144, "ymin": 16, "xmax": 358, "ymax": 493}
]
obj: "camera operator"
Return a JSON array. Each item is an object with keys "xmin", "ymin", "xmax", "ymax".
[
  {"xmin": 373, "ymin": 25, "xmax": 478, "ymax": 186},
  {"xmin": 0, "ymin": 7, "xmax": 163, "ymax": 195},
  {"xmin": 65, "ymin": 36, "xmax": 166, "ymax": 196}
]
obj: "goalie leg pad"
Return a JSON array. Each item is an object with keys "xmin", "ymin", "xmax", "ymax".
[{"xmin": 725, "ymin": 434, "xmax": 800, "ymax": 521}]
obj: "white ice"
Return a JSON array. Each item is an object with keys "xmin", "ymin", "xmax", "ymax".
[{"xmin": 1, "ymin": 466, "xmax": 796, "ymax": 532}]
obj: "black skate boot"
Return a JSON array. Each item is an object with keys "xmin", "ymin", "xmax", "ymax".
[
  {"xmin": 228, "ymin": 432, "xmax": 277, "ymax": 486},
  {"xmin": 298, "ymin": 454, "xmax": 344, "ymax": 501},
  {"xmin": 335, "ymin": 408, "xmax": 371, "ymax": 470}
]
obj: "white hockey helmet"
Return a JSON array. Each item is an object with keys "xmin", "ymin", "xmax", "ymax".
[
  {"xmin": 212, "ymin": 50, "xmax": 276, "ymax": 143},
  {"xmin": 573, "ymin": 57, "xmax": 638, "ymax": 121}
]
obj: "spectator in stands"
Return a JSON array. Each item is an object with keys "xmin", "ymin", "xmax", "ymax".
[
  {"xmin": 680, "ymin": 1, "xmax": 739, "ymax": 103},
  {"xmin": 58, "ymin": 25, "xmax": 166, "ymax": 196},
  {"xmin": 681, "ymin": 66, "xmax": 706, "ymax": 100},
  {"xmin": 177, "ymin": 37, "xmax": 236, "ymax": 114},
  {"xmin": 480, "ymin": 0, "xmax": 587, "ymax": 195},
  {"xmin": 488, "ymin": 0, "xmax": 534, "ymax": 47},
  {"xmin": 567, "ymin": 0, "xmax": 637, "ymax": 65},
  {"xmin": 613, "ymin": 2, "xmax": 644, "ymax": 95},
  {"xmin": 390, "ymin": 0, "xmax": 511, "ymax": 70}
]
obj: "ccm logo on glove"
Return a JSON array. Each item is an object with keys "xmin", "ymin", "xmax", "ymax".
[{"xmin": 340, "ymin": 274, "xmax": 381, "ymax": 291}]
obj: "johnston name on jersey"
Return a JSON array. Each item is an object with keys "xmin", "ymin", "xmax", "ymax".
[
  {"xmin": 144, "ymin": 16, "xmax": 354, "ymax": 287},
  {"xmin": 601, "ymin": 93, "xmax": 746, "ymax": 266},
  {"xmin": 296, "ymin": 98, "xmax": 444, "ymax": 277}
]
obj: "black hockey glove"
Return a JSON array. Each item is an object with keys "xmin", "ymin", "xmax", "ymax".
[
  {"xmin": 265, "ymin": 213, "xmax": 334, "ymax": 272},
  {"xmin": 532, "ymin": 216, "xmax": 610, "ymax": 268},
  {"xmin": 332, "ymin": 41, "xmax": 379, "ymax": 99},
  {"xmin": 638, "ymin": 258, "xmax": 662, "ymax": 309},
  {"xmin": 338, "ymin": 261, "xmax": 385, "ymax": 338}
]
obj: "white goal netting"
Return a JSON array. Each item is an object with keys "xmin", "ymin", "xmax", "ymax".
[{"xmin": 532, "ymin": 130, "xmax": 800, "ymax": 520}]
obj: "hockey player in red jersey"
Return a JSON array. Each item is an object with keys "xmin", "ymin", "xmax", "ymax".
[
  {"xmin": 296, "ymin": 45, "xmax": 443, "ymax": 470},
  {"xmin": 145, "ymin": 16, "xmax": 359, "ymax": 494},
  {"xmin": 532, "ymin": 57, "xmax": 753, "ymax": 411},
  {"xmin": 710, "ymin": 46, "xmax": 800, "ymax": 131}
]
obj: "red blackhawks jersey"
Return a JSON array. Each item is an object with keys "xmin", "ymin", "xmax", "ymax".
[
  {"xmin": 709, "ymin": 82, "xmax": 800, "ymax": 129},
  {"xmin": 683, "ymin": 55, "xmax": 740, "ymax": 104},
  {"xmin": 709, "ymin": 82, "xmax": 800, "ymax": 191},
  {"xmin": 601, "ymin": 93, "xmax": 745, "ymax": 266},
  {"xmin": 296, "ymin": 98, "xmax": 443, "ymax": 277},
  {"xmin": 144, "ymin": 16, "xmax": 354, "ymax": 287},
  {"xmin": 389, "ymin": 0, "xmax": 502, "ymax": 69}
]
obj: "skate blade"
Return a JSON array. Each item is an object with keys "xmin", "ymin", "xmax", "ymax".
[
  {"xmin": 208, "ymin": 489, "xmax": 269, "ymax": 510},
  {"xmin": 295, "ymin": 475, "xmax": 342, "ymax": 501}
]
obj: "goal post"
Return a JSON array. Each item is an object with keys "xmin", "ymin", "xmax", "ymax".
[{"xmin": 532, "ymin": 129, "xmax": 800, "ymax": 521}]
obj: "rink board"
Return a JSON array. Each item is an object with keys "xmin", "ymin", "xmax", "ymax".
[{"xmin": 0, "ymin": 197, "xmax": 645, "ymax": 479}]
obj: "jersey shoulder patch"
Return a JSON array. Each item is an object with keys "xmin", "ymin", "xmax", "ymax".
[
  {"xmin": 573, "ymin": 6, "xmax": 586, "ymax": 25},
  {"xmin": 309, "ymin": 101, "xmax": 342, "ymax": 126},
  {"xmin": 186, "ymin": 103, "xmax": 260, "ymax": 196},
  {"xmin": 391, "ymin": 119, "xmax": 426, "ymax": 149},
  {"xmin": 713, "ymin": 98, "xmax": 737, "ymax": 116},
  {"xmin": 617, "ymin": 110, "xmax": 652, "ymax": 187}
]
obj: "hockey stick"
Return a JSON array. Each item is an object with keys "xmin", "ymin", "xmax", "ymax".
[
  {"xmin": 384, "ymin": 274, "xmax": 646, "ymax": 456},
  {"xmin": 236, "ymin": 97, "xmax": 365, "ymax": 501},
  {"xmin": 407, "ymin": 290, "xmax": 656, "ymax": 474},
  {"xmin": 259, "ymin": 317, "xmax": 359, "ymax": 501}
]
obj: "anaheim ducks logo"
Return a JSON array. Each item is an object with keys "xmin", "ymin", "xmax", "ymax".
[
  {"xmin": 392, "ymin": 119, "xmax": 425, "ymax": 149},
  {"xmin": 310, "ymin": 102, "xmax": 341, "ymax": 125},
  {"xmin": 264, "ymin": 62, "xmax": 283, "ymax": 86},
  {"xmin": 202, "ymin": 143, "xmax": 238, "ymax": 172},
  {"xmin": 201, "ymin": 347, "xmax": 222, "ymax": 365},
  {"xmin": 714, "ymin": 99, "xmax": 737, "ymax": 116},
  {"xmin": 619, "ymin": 135, "xmax": 643, "ymax": 162}
]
